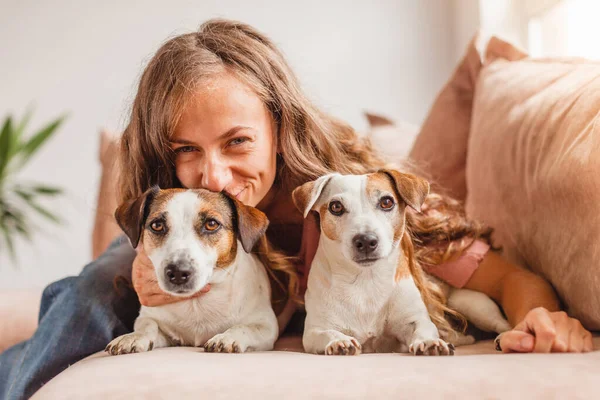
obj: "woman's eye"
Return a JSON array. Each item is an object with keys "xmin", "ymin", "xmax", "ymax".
[
  {"xmin": 204, "ymin": 219, "xmax": 221, "ymax": 232},
  {"xmin": 174, "ymin": 146, "xmax": 196, "ymax": 154},
  {"xmin": 150, "ymin": 220, "xmax": 166, "ymax": 233},
  {"xmin": 328, "ymin": 201, "xmax": 345, "ymax": 216},
  {"xmin": 379, "ymin": 196, "xmax": 395, "ymax": 210},
  {"xmin": 228, "ymin": 137, "xmax": 248, "ymax": 146}
]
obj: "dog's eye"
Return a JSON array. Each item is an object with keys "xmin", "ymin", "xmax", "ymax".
[
  {"xmin": 328, "ymin": 201, "xmax": 345, "ymax": 216},
  {"xmin": 204, "ymin": 219, "xmax": 220, "ymax": 232},
  {"xmin": 150, "ymin": 220, "xmax": 165, "ymax": 232},
  {"xmin": 379, "ymin": 196, "xmax": 395, "ymax": 210}
]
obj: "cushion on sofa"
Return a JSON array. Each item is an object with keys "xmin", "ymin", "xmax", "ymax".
[
  {"xmin": 31, "ymin": 336, "xmax": 600, "ymax": 399},
  {"xmin": 0, "ymin": 289, "xmax": 42, "ymax": 354},
  {"xmin": 465, "ymin": 39, "xmax": 600, "ymax": 330}
]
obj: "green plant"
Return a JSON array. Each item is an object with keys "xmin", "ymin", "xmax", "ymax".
[{"xmin": 0, "ymin": 111, "xmax": 66, "ymax": 261}]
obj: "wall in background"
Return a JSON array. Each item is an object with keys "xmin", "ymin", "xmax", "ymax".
[{"xmin": 0, "ymin": 0, "xmax": 458, "ymax": 288}]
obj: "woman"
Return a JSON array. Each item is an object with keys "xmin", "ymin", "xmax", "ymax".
[{"xmin": 0, "ymin": 18, "xmax": 591, "ymax": 400}]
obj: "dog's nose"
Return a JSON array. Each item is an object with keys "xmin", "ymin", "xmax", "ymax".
[
  {"xmin": 352, "ymin": 233, "xmax": 379, "ymax": 253},
  {"xmin": 165, "ymin": 264, "xmax": 192, "ymax": 285}
]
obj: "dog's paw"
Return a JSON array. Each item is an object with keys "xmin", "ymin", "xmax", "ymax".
[
  {"xmin": 325, "ymin": 338, "xmax": 362, "ymax": 356},
  {"xmin": 204, "ymin": 333, "xmax": 246, "ymax": 353},
  {"xmin": 105, "ymin": 333, "xmax": 154, "ymax": 356},
  {"xmin": 409, "ymin": 338, "xmax": 454, "ymax": 356}
]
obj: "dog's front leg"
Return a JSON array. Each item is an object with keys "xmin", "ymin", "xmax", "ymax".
[
  {"xmin": 105, "ymin": 316, "xmax": 169, "ymax": 355},
  {"xmin": 204, "ymin": 311, "xmax": 278, "ymax": 353},
  {"xmin": 303, "ymin": 327, "xmax": 362, "ymax": 355},
  {"xmin": 388, "ymin": 278, "xmax": 454, "ymax": 356}
]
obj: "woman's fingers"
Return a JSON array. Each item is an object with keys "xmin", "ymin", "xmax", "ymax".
[
  {"xmin": 506, "ymin": 307, "xmax": 594, "ymax": 353},
  {"xmin": 498, "ymin": 330, "xmax": 535, "ymax": 353},
  {"xmin": 568, "ymin": 318, "xmax": 593, "ymax": 353},
  {"xmin": 549, "ymin": 311, "xmax": 571, "ymax": 352},
  {"xmin": 583, "ymin": 330, "xmax": 594, "ymax": 352},
  {"xmin": 523, "ymin": 307, "xmax": 557, "ymax": 353},
  {"xmin": 567, "ymin": 327, "xmax": 584, "ymax": 353}
]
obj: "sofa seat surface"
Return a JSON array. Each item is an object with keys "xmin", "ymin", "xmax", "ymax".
[{"xmin": 32, "ymin": 335, "xmax": 600, "ymax": 399}]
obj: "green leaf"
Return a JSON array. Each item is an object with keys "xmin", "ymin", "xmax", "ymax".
[
  {"xmin": 14, "ymin": 188, "xmax": 34, "ymax": 202},
  {"xmin": 0, "ymin": 216, "xmax": 16, "ymax": 262},
  {"xmin": 14, "ymin": 218, "xmax": 32, "ymax": 242},
  {"xmin": 14, "ymin": 115, "xmax": 66, "ymax": 170},
  {"xmin": 31, "ymin": 185, "xmax": 63, "ymax": 196},
  {"xmin": 14, "ymin": 190, "xmax": 62, "ymax": 225},
  {"xmin": 0, "ymin": 116, "xmax": 15, "ymax": 180},
  {"xmin": 24, "ymin": 200, "xmax": 61, "ymax": 224},
  {"xmin": 14, "ymin": 108, "xmax": 33, "ymax": 144}
]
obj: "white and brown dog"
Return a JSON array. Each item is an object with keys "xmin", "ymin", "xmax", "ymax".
[
  {"xmin": 105, "ymin": 187, "xmax": 278, "ymax": 354},
  {"xmin": 292, "ymin": 170, "xmax": 510, "ymax": 356}
]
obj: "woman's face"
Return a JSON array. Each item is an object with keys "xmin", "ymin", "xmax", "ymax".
[{"xmin": 171, "ymin": 72, "xmax": 278, "ymax": 208}]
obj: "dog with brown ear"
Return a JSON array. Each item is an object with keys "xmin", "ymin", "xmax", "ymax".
[
  {"xmin": 105, "ymin": 187, "xmax": 278, "ymax": 354},
  {"xmin": 293, "ymin": 170, "xmax": 510, "ymax": 356}
]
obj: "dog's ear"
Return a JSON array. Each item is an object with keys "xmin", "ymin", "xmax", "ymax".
[
  {"xmin": 292, "ymin": 174, "xmax": 338, "ymax": 218},
  {"xmin": 224, "ymin": 194, "xmax": 269, "ymax": 253},
  {"xmin": 114, "ymin": 186, "xmax": 159, "ymax": 248},
  {"xmin": 379, "ymin": 169, "xmax": 429, "ymax": 212}
]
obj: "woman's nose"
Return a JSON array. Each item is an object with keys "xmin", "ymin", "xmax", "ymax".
[{"xmin": 200, "ymin": 155, "xmax": 232, "ymax": 192}]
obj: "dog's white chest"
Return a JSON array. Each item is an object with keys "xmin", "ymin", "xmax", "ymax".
[
  {"xmin": 141, "ymin": 290, "xmax": 241, "ymax": 346},
  {"xmin": 139, "ymin": 251, "xmax": 269, "ymax": 348},
  {"xmin": 306, "ymin": 266, "xmax": 397, "ymax": 352}
]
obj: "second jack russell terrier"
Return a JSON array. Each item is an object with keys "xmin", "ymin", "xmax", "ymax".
[{"xmin": 293, "ymin": 170, "xmax": 510, "ymax": 356}]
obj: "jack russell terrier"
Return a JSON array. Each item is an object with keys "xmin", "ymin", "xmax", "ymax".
[
  {"xmin": 292, "ymin": 170, "xmax": 511, "ymax": 356},
  {"xmin": 105, "ymin": 187, "xmax": 278, "ymax": 355}
]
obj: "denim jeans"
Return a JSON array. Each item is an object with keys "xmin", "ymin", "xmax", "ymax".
[{"xmin": 0, "ymin": 237, "xmax": 139, "ymax": 400}]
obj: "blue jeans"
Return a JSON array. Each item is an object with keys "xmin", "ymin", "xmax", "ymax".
[{"xmin": 0, "ymin": 237, "xmax": 139, "ymax": 400}]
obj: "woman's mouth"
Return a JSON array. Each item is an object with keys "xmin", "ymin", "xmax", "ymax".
[{"xmin": 235, "ymin": 187, "xmax": 248, "ymax": 199}]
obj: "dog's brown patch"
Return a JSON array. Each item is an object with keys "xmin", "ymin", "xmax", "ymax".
[
  {"xmin": 366, "ymin": 173, "xmax": 406, "ymax": 243},
  {"xmin": 223, "ymin": 193, "xmax": 269, "ymax": 253},
  {"xmin": 291, "ymin": 181, "xmax": 315, "ymax": 215},
  {"xmin": 195, "ymin": 191, "xmax": 237, "ymax": 269},
  {"xmin": 395, "ymin": 235, "xmax": 412, "ymax": 282},
  {"xmin": 141, "ymin": 189, "xmax": 182, "ymax": 252},
  {"xmin": 319, "ymin": 203, "xmax": 341, "ymax": 241},
  {"xmin": 378, "ymin": 169, "xmax": 429, "ymax": 213},
  {"xmin": 115, "ymin": 186, "xmax": 163, "ymax": 248}
]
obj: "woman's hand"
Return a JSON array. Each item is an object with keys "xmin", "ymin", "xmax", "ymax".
[
  {"xmin": 132, "ymin": 247, "xmax": 210, "ymax": 307},
  {"xmin": 498, "ymin": 307, "xmax": 593, "ymax": 353}
]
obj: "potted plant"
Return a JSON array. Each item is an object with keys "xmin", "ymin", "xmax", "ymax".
[{"xmin": 0, "ymin": 111, "xmax": 66, "ymax": 262}]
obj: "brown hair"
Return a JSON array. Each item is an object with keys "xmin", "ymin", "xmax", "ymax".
[
  {"xmin": 118, "ymin": 18, "xmax": 386, "ymax": 205},
  {"xmin": 118, "ymin": 18, "xmax": 491, "ymax": 331}
]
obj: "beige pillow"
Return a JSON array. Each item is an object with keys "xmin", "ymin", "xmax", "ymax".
[
  {"xmin": 0, "ymin": 289, "xmax": 42, "ymax": 354},
  {"xmin": 364, "ymin": 112, "xmax": 419, "ymax": 161},
  {"xmin": 409, "ymin": 35, "xmax": 526, "ymax": 201},
  {"xmin": 465, "ymin": 40, "xmax": 600, "ymax": 330}
]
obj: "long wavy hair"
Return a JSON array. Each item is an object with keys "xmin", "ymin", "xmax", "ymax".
[{"xmin": 118, "ymin": 18, "xmax": 491, "ymax": 333}]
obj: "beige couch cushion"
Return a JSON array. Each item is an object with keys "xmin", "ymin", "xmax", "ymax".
[
  {"xmin": 364, "ymin": 112, "xmax": 419, "ymax": 162},
  {"xmin": 465, "ymin": 41, "xmax": 600, "ymax": 330},
  {"xmin": 0, "ymin": 289, "xmax": 42, "ymax": 354},
  {"xmin": 408, "ymin": 35, "xmax": 526, "ymax": 201},
  {"xmin": 32, "ymin": 336, "xmax": 600, "ymax": 399}
]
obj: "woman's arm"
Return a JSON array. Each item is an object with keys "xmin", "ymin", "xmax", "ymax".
[
  {"xmin": 464, "ymin": 251, "xmax": 592, "ymax": 353},
  {"xmin": 465, "ymin": 251, "xmax": 560, "ymax": 326}
]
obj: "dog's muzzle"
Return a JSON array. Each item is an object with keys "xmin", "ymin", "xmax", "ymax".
[
  {"xmin": 352, "ymin": 232, "xmax": 380, "ymax": 265},
  {"xmin": 163, "ymin": 263, "xmax": 196, "ymax": 293}
]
